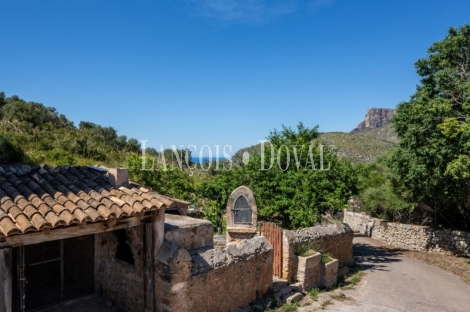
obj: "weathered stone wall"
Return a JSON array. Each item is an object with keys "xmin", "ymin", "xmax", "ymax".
[
  {"xmin": 296, "ymin": 253, "xmax": 321, "ymax": 290},
  {"xmin": 157, "ymin": 236, "xmax": 273, "ymax": 312},
  {"xmin": 282, "ymin": 223, "xmax": 354, "ymax": 281},
  {"xmin": 344, "ymin": 211, "xmax": 470, "ymax": 257},
  {"xmin": 95, "ymin": 226, "xmax": 145, "ymax": 311},
  {"xmin": 164, "ymin": 214, "xmax": 214, "ymax": 250}
]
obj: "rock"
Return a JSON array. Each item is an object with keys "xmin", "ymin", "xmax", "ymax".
[
  {"xmin": 286, "ymin": 292, "xmax": 303, "ymax": 304},
  {"xmin": 338, "ymin": 265, "xmax": 349, "ymax": 278},
  {"xmin": 273, "ymin": 284, "xmax": 298, "ymax": 303},
  {"xmin": 351, "ymin": 108, "xmax": 395, "ymax": 133}
]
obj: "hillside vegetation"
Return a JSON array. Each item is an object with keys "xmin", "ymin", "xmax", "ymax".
[
  {"xmin": 232, "ymin": 130, "xmax": 395, "ymax": 164},
  {"xmin": 0, "ymin": 92, "xmax": 140, "ymax": 167},
  {"xmin": 319, "ymin": 132, "xmax": 395, "ymax": 162},
  {"xmin": 355, "ymin": 124, "xmax": 398, "ymax": 143}
]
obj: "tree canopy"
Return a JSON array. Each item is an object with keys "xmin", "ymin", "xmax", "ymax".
[
  {"xmin": 390, "ymin": 24, "xmax": 470, "ymax": 229},
  {"xmin": 199, "ymin": 122, "xmax": 357, "ymax": 229},
  {"xmin": 0, "ymin": 93, "xmax": 140, "ymax": 166}
]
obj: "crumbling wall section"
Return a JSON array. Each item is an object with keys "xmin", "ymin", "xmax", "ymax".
[
  {"xmin": 95, "ymin": 226, "xmax": 145, "ymax": 311},
  {"xmin": 157, "ymin": 236, "xmax": 273, "ymax": 312}
]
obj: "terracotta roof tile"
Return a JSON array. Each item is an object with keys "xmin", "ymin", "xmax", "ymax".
[
  {"xmin": 0, "ymin": 165, "xmax": 178, "ymax": 237},
  {"xmin": 7, "ymin": 205, "xmax": 24, "ymax": 220},
  {"xmin": 45, "ymin": 211, "xmax": 66, "ymax": 227},
  {"xmin": 0, "ymin": 208, "xmax": 8, "ymax": 220},
  {"xmin": 0, "ymin": 217, "xmax": 20, "ymax": 236}
]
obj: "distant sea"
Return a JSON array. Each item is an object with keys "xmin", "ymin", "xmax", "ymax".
[{"xmin": 191, "ymin": 156, "xmax": 229, "ymax": 164}]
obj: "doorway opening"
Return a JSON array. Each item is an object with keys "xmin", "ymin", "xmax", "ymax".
[{"xmin": 13, "ymin": 235, "xmax": 95, "ymax": 311}]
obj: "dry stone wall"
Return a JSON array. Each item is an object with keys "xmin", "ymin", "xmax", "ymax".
[
  {"xmin": 157, "ymin": 236, "xmax": 273, "ymax": 312},
  {"xmin": 344, "ymin": 211, "xmax": 470, "ymax": 257}
]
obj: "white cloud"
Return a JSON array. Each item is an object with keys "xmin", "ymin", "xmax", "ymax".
[{"xmin": 184, "ymin": 0, "xmax": 334, "ymax": 24}]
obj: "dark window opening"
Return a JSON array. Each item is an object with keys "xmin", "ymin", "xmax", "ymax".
[
  {"xmin": 165, "ymin": 208, "xmax": 181, "ymax": 215},
  {"xmin": 12, "ymin": 235, "xmax": 95, "ymax": 311},
  {"xmin": 233, "ymin": 195, "xmax": 251, "ymax": 224},
  {"xmin": 115, "ymin": 229, "xmax": 135, "ymax": 265}
]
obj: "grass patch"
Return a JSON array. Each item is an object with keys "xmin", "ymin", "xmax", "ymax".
[
  {"xmin": 268, "ymin": 302, "xmax": 300, "ymax": 312},
  {"xmin": 321, "ymin": 254, "xmax": 332, "ymax": 263},
  {"xmin": 318, "ymin": 267, "xmax": 364, "ymax": 292},
  {"xmin": 295, "ymin": 241, "xmax": 320, "ymax": 257},
  {"xmin": 340, "ymin": 271, "xmax": 363, "ymax": 290},
  {"xmin": 282, "ymin": 303, "xmax": 299, "ymax": 312},
  {"xmin": 330, "ymin": 292, "xmax": 346, "ymax": 300},
  {"xmin": 347, "ymin": 270, "xmax": 364, "ymax": 286},
  {"xmin": 308, "ymin": 288, "xmax": 322, "ymax": 301}
]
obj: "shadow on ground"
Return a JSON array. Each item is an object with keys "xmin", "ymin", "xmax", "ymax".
[{"xmin": 353, "ymin": 235, "xmax": 403, "ymax": 272}]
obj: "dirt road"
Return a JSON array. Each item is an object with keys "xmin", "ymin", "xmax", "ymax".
[{"xmin": 324, "ymin": 236, "xmax": 470, "ymax": 312}]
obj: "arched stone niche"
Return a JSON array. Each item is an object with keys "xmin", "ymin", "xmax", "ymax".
[{"xmin": 226, "ymin": 186, "xmax": 258, "ymax": 243}]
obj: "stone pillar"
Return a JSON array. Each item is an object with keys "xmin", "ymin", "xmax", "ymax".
[
  {"xmin": 153, "ymin": 209, "xmax": 165, "ymax": 312},
  {"xmin": 282, "ymin": 230, "xmax": 296, "ymax": 282},
  {"xmin": 145, "ymin": 221, "xmax": 155, "ymax": 312},
  {"xmin": 108, "ymin": 168, "xmax": 129, "ymax": 188},
  {"xmin": 0, "ymin": 247, "xmax": 12, "ymax": 312}
]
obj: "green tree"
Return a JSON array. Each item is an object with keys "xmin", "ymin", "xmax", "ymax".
[
  {"xmin": 356, "ymin": 154, "xmax": 411, "ymax": 220},
  {"xmin": 199, "ymin": 123, "xmax": 357, "ymax": 229},
  {"xmin": 390, "ymin": 24, "xmax": 470, "ymax": 229},
  {"xmin": 127, "ymin": 153, "xmax": 195, "ymax": 200},
  {"xmin": 2, "ymin": 96, "xmax": 73, "ymax": 129}
]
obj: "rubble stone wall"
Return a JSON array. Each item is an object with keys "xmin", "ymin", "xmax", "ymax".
[
  {"xmin": 344, "ymin": 211, "xmax": 470, "ymax": 257},
  {"xmin": 95, "ymin": 226, "xmax": 145, "ymax": 311},
  {"xmin": 282, "ymin": 223, "xmax": 354, "ymax": 281},
  {"xmin": 164, "ymin": 214, "xmax": 214, "ymax": 250},
  {"xmin": 157, "ymin": 236, "xmax": 273, "ymax": 312}
]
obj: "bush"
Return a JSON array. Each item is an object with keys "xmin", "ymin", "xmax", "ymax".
[
  {"xmin": 45, "ymin": 149, "xmax": 77, "ymax": 165},
  {"xmin": 0, "ymin": 135, "xmax": 24, "ymax": 162},
  {"xmin": 355, "ymin": 153, "xmax": 411, "ymax": 220}
]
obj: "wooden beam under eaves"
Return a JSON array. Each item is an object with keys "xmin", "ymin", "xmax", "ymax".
[{"xmin": 0, "ymin": 214, "xmax": 154, "ymax": 249}]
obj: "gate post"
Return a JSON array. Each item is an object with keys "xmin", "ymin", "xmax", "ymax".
[
  {"xmin": 281, "ymin": 230, "xmax": 296, "ymax": 282},
  {"xmin": 0, "ymin": 247, "xmax": 13, "ymax": 312}
]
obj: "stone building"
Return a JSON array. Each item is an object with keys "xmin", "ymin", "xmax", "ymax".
[
  {"xmin": 0, "ymin": 164, "xmax": 187, "ymax": 312},
  {"xmin": 159, "ymin": 214, "xmax": 273, "ymax": 312}
]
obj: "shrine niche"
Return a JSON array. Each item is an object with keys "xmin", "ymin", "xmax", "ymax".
[{"xmin": 226, "ymin": 186, "xmax": 258, "ymax": 243}]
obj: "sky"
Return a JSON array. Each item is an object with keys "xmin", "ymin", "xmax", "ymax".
[{"xmin": 1, "ymin": 0, "xmax": 470, "ymax": 156}]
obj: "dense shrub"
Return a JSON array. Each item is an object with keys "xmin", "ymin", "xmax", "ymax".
[{"xmin": 0, "ymin": 135, "xmax": 24, "ymax": 162}]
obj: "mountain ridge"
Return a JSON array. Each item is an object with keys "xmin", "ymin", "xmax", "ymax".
[
  {"xmin": 232, "ymin": 107, "xmax": 398, "ymax": 163},
  {"xmin": 351, "ymin": 107, "xmax": 395, "ymax": 134}
]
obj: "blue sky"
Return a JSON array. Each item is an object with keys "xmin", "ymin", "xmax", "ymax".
[{"xmin": 1, "ymin": 0, "xmax": 469, "ymax": 155}]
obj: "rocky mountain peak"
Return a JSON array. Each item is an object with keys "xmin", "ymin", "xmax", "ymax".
[{"xmin": 351, "ymin": 108, "xmax": 395, "ymax": 133}]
